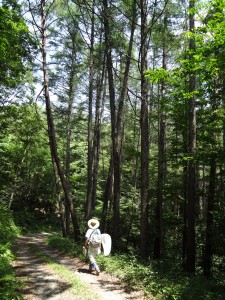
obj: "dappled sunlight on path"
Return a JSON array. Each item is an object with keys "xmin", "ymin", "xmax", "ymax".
[
  {"xmin": 12, "ymin": 235, "xmax": 77, "ymax": 300},
  {"xmin": 12, "ymin": 233, "xmax": 149, "ymax": 300}
]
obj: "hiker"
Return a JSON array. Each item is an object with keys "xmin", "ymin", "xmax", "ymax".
[{"xmin": 84, "ymin": 218, "xmax": 102, "ymax": 276}]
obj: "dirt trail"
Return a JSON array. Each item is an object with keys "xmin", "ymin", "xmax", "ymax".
[{"xmin": 12, "ymin": 233, "xmax": 149, "ymax": 300}]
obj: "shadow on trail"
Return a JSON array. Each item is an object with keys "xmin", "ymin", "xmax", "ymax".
[
  {"xmin": 13, "ymin": 236, "xmax": 72, "ymax": 299},
  {"xmin": 77, "ymin": 268, "xmax": 91, "ymax": 274}
]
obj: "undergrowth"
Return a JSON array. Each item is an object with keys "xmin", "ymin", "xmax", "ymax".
[
  {"xmin": 47, "ymin": 234, "xmax": 225, "ymax": 300},
  {"xmin": 0, "ymin": 205, "xmax": 22, "ymax": 300}
]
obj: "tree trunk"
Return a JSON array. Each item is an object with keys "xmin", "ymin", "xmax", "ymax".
[
  {"xmin": 140, "ymin": 0, "xmax": 149, "ymax": 259},
  {"xmin": 92, "ymin": 54, "xmax": 105, "ymax": 213},
  {"xmin": 154, "ymin": 116, "xmax": 165, "ymax": 259},
  {"xmin": 86, "ymin": 0, "xmax": 95, "ymax": 220},
  {"xmin": 181, "ymin": 5, "xmax": 189, "ymax": 267},
  {"xmin": 131, "ymin": 98, "xmax": 140, "ymax": 188},
  {"xmin": 53, "ymin": 160, "xmax": 67, "ymax": 237},
  {"xmin": 102, "ymin": 0, "xmax": 119, "ymax": 244},
  {"xmin": 65, "ymin": 64, "xmax": 76, "ymax": 236},
  {"xmin": 114, "ymin": 0, "xmax": 137, "ymax": 247},
  {"xmin": 185, "ymin": 0, "xmax": 196, "ymax": 273},
  {"xmin": 203, "ymin": 157, "xmax": 216, "ymax": 278},
  {"xmin": 154, "ymin": 12, "xmax": 167, "ymax": 260},
  {"xmin": 203, "ymin": 78, "xmax": 219, "ymax": 278},
  {"xmin": 40, "ymin": 0, "xmax": 80, "ymax": 240},
  {"xmin": 101, "ymin": 157, "xmax": 114, "ymax": 233}
]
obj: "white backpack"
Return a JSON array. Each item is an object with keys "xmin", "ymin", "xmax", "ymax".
[{"xmin": 89, "ymin": 229, "xmax": 101, "ymax": 247}]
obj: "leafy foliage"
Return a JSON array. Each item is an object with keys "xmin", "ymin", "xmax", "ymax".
[
  {"xmin": 0, "ymin": 3, "xmax": 36, "ymax": 87},
  {"xmin": 0, "ymin": 104, "xmax": 55, "ymax": 214},
  {"xmin": 0, "ymin": 204, "xmax": 22, "ymax": 299}
]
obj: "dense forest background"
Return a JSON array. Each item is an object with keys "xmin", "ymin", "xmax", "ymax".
[{"xmin": 1, "ymin": 0, "xmax": 225, "ymax": 298}]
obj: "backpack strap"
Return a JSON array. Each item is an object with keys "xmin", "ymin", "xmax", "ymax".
[{"xmin": 89, "ymin": 229, "xmax": 96, "ymax": 239}]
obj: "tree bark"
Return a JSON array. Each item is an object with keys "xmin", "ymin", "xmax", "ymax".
[
  {"xmin": 101, "ymin": 156, "xmax": 114, "ymax": 233},
  {"xmin": 92, "ymin": 52, "xmax": 106, "ymax": 214},
  {"xmin": 102, "ymin": 0, "xmax": 118, "ymax": 242},
  {"xmin": 64, "ymin": 57, "xmax": 77, "ymax": 236},
  {"xmin": 140, "ymin": 0, "xmax": 149, "ymax": 259},
  {"xmin": 53, "ymin": 160, "xmax": 67, "ymax": 237},
  {"xmin": 203, "ymin": 157, "xmax": 216, "ymax": 278},
  {"xmin": 203, "ymin": 78, "xmax": 218, "ymax": 278},
  {"xmin": 154, "ymin": 12, "xmax": 167, "ymax": 260},
  {"xmin": 185, "ymin": 0, "xmax": 196, "ymax": 273},
  {"xmin": 86, "ymin": 0, "xmax": 95, "ymax": 220}
]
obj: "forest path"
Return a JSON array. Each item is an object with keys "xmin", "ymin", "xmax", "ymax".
[{"xmin": 12, "ymin": 232, "xmax": 149, "ymax": 300}]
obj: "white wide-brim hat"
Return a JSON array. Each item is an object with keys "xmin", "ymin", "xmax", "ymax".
[{"xmin": 88, "ymin": 218, "xmax": 100, "ymax": 229}]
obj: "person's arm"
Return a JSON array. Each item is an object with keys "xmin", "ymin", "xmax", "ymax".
[
  {"xmin": 84, "ymin": 238, "xmax": 89, "ymax": 248},
  {"xmin": 84, "ymin": 228, "xmax": 92, "ymax": 248}
]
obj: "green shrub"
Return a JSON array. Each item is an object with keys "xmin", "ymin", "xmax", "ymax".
[
  {"xmin": 47, "ymin": 234, "xmax": 82, "ymax": 257},
  {"xmin": 0, "ymin": 204, "xmax": 22, "ymax": 299},
  {"xmin": 0, "ymin": 207, "xmax": 20, "ymax": 243}
]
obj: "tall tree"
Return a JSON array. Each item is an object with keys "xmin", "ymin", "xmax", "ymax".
[
  {"xmin": 103, "ymin": 0, "xmax": 116, "ymax": 241},
  {"xmin": 101, "ymin": 0, "xmax": 137, "ymax": 244},
  {"xmin": 92, "ymin": 48, "xmax": 106, "ymax": 218},
  {"xmin": 154, "ymin": 12, "xmax": 167, "ymax": 259},
  {"xmin": 46, "ymin": 0, "xmax": 86, "ymax": 235},
  {"xmin": 184, "ymin": 0, "xmax": 196, "ymax": 273},
  {"xmin": 139, "ymin": 0, "xmax": 149, "ymax": 259},
  {"xmin": 38, "ymin": 0, "xmax": 80, "ymax": 240},
  {"xmin": 203, "ymin": 150, "xmax": 216, "ymax": 278},
  {"xmin": 86, "ymin": 0, "xmax": 95, "ymax": 220}
]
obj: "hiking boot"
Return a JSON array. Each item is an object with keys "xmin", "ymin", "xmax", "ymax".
[
  {"xmin": 92, "ymin": 262, "xmax": 100, "ymax": 275},
  {"xmin": 89, "ymin": 263, "xmax": 93, "ymax": 273}
]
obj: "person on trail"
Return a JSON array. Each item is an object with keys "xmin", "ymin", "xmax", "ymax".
[{"xmin": 84, "ymin": 218, "xmax": 102, "ymax": 276}]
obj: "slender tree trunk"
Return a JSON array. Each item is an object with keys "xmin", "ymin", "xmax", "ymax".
[
  {"xmin": 86, "ymin": 0, "xmax": 95, "ymax": 220},
  {"xmin": 154, "ymin": 12, "xmax": 167, "ymax": 259},
  {"xmin": 92, "ymin": 53, "xmax": 106, "ymax": 212},
  {"xmin": 140, "ymin": 0, "xmax": 149, "ymax": 259},
  {"xmin": 182, "ymin": 158, "xmax": 188, "ymax": 263},
  {"xmin": 131, "ymin": 98, "xmax": 140, "ymax": 187},
  {"xmin": 185, "ymin": 0, "xmax": 196, "ymax": 273},
  {"xmin": 40, "ymin": 0, "xmax": 80, "ymax": 240},
  {"xmin": 101, "ymin": 157, "xmax": 113, "ymax": 233},
  {"xmin": 181, "ymin": 6, "xmax": 189, "ymax": 267},
  {"xmin": 203, "ymin": 157, "xmax": 216, "ymax": 278},
  {"xmin": 100, "ymin": 70, "xmax": 112, "ymax": 233},
  {"xmin": 65, "ymin": 63, "xmax": 76, "ymax": 236},
  {"xmin": 102, "ymin": 0, "xmax": 119, "ymax": 243},
  {"xmin": 154, "ymin": 112, "xmax": 165, "ymax": 259},
  {"xmin": 114, "ymin": 0, "xmax": 137, "ymax": 247},
  {"xmin": 203, "ymin": 78, "xmax": 219, "ymax": 278},
  {"xmin": 53, "ymin": 160, "xmax": 67, "ymax": 237}
]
